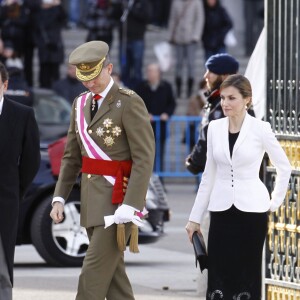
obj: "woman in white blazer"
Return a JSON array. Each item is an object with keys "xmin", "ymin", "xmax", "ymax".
[{"xmin": 186, "ymin": 74, "xmax": 291, "ymax": 299}]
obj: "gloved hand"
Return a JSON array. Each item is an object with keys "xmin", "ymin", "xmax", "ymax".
[
  {"xmin": 104, "ymin": 206, "xmax": 147, "ymax": 228},
  {"xmin": 114, "ymin": 204, "xmax": 136, "ymax": 224}
]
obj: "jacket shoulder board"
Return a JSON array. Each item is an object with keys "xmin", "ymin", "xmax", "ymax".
[{"xmin": 118, "ymin": 87, "xmax": 135, "ymax": 96}]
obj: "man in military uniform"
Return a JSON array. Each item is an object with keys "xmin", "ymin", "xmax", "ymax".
[{"xmin": 50, "ymin": 41, "xmax": 155, "ymax": 300}]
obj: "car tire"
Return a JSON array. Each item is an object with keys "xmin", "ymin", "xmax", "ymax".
[{"xmin": 30, "ymin": 189, "xmax": 87, "ymax": 267}]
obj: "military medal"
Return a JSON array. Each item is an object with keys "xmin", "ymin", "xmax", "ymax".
[
  {"xmin": 104, "ymin": 136, "xmax": 115, "ymax": 147},
  {"xmin": 98, "ymin": 118, "xmax": 122, "ymax": 147},
  {"xmin": 96, "ymin": 127, "xmax": 105, "ymax": 137},
  {"xmin": 103, "ymin": 118, "xmax": 113, "ymax": 128},
  {"xmin": 112, "ymin": 126, "xmax": 122, "ymax": 137},
  {"xmin": 116, "ymin": 100, "xmax": 121, "ymax": 108},
  {"xmin": 91, "ymin": 99, "xmax": 96, "ymax": 111}
]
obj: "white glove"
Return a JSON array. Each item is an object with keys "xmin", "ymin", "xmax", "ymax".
[
  {"xmin": 104, "ymin": 205, "xmax": 148, "ymax": 228},
  {"xmin": 114, "ymin": 204, "xmax": 135, "ymax": 224}
]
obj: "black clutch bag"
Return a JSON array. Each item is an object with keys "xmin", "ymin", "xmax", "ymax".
[{"xmin": 192, "ymin": 231, "xmax": 208, "ymax": 272}]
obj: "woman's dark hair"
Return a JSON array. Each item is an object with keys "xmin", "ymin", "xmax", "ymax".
[
  {"xmin": 220, "ymin": 74, "xmax": 252, "ymax": 109},
  {"xmin": 0, "ymin": 62, "xmax": 9, "ymax": 83}
]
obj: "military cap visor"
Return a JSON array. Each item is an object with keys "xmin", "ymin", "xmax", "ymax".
[{"xmin": 69, "ymin": 41, "xmax": 109, "ymax": 82}]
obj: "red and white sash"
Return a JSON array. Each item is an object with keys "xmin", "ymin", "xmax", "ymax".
[{"xmin": 76, "ymin": 92, "xmax": 115, "ymax": 185}]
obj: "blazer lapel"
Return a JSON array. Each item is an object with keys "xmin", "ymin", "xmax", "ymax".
[
  {"xmin": 89, "ymin": 83, "xmax": 119, "ymax": 127},
  {"xmin": 232, "ymin": 113, "xmax": 251, "ymax": 156},
  {"xmin": 221, "ymin": 117, "xmax": 231, "ymax": 163}
]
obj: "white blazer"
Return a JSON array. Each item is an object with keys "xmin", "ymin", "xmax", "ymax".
[{"xmin": 189, "ymin": 113, "xmax": 292, "ymax": 224}]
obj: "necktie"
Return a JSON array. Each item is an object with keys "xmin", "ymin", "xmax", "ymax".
[{"xmin": 91, "ymin": 94, "xmax": 102, "ymax": 120}]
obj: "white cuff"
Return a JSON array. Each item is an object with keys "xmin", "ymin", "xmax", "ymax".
[{"xmin": 52, "ymin": 196, "xmax": 65, "ymax": 206}]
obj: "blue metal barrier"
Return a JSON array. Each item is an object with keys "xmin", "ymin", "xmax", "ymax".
[{"xmin": 152, "ymin": 116, "xmax": 202, "ymax": 177}]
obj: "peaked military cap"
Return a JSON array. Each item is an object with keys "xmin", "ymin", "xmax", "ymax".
[{"xmin": 69, "ymin": 41, "xmax": 109, "ymax": 82}]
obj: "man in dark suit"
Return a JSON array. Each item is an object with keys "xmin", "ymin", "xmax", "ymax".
[{"xmin": 0, "ymin": 62, "xmax": 40, "ymax": 299}]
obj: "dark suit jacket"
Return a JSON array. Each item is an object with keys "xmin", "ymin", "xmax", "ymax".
[{"xmin": 0, "ymin": 97, "xmax": 40, "ymax": 285}]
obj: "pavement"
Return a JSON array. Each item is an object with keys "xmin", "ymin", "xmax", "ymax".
[{"xmin": 13, "ymin": 182, "xmax": 207, "ymax": 300}]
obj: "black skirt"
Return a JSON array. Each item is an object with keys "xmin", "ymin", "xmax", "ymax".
[{"xmin": 207, "ymin": 205, "xmax": 268, "ymax": 300}]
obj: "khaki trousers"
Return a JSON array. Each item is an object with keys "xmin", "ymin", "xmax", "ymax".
[
  {"xmin": 0, "ymin": 234, "xmax": 12, "ymax": 300},
  {"xmin": 75, "ymin": 224, "xmax": 135, "ymax": 300}
]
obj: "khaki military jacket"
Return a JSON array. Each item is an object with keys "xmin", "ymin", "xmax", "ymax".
[{"xmin": 54, "ymin": 83, "xmax": 155, "ymax": 228}]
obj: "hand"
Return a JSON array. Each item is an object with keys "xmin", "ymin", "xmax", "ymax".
[
  {"xmin": 114, "ymin": 204, "xmax": 135, "ymax": 224},
  {"xmin": 185, "ymin": 155, "xmax": 202, "ymax": 175},
  {"xmin": 3, "ymin": 48, "xmax": 13, "ymax": 58},
  {"xmin": 160, "ymin": 113, "xmax": 169, "ymax": 121},
  {"xmin": 50, "ymin": 202, "xmax": 64, "ymax": 223},
  {"xmin": 185, "ymin": 221, "xmax": 201, "ymax": 243},
  {"xmin": 185, "ymin": 155, "xmax": 192, "ymax": 167}
]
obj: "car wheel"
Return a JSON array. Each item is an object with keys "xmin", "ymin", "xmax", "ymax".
[{"xmin": 30, "ymin": 190, "xmax": 88, "ymax": 267}]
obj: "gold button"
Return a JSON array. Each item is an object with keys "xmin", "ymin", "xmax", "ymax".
[
  {"xmin": 87, "ymin": 174, "xmax": 91, "ymax": 179},
  {"xmin": 88, "ymin": 129, "xmax": 92, "ymax": 134}
]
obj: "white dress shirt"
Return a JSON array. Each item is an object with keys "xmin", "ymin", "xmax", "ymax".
[{"xmin": 0, "ymin": 96, "xmax": 4, "ymax": 115}]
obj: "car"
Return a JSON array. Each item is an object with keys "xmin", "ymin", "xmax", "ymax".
[{"xmin": 16, "ymin": 88, "xmax": 170, "ymax": 267}]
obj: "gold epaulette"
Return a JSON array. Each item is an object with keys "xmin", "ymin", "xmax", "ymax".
[{"xmin": 119, "ymin": 87, "xmax": 135, "ymax": 96}]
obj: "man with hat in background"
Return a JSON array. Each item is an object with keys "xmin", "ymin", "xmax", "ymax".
[
  {"xmin": 50, "ymin": 40, "xmax": 155, "ymax": 300},
  {"xmin": 186, "ymin": 53, "xmax": 240, "ymax": 174}
]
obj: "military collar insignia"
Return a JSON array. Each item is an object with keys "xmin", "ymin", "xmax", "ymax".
[{"xmin": 116, "ymin": 100, "xmax": 121, "ymax": 108}]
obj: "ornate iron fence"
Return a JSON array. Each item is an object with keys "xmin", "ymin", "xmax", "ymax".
[{"xmin": 265, "ymin": 0, "xmax": 300, "ymax": 298}]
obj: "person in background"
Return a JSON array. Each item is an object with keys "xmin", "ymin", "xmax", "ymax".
[
  {"xmin": 68, "ymin": 0, "xmax": 80, "ymax": 28},
  {"xmin": 186, "ymin": 74, "xmax": 291, "ymax": 299},
  {"xmin": 150, "ymin": 0, "xmax": 171, "ymax": 28},
  {"xmin": 0, "ymin": 61, "xmax": 40, "ymax": 300},
  {"xmin": 202, "ymin": 0, "xmax": 233, "ymax": 60},
  {"xmin": 34, "ymin": 0, "xmax": 66, "ymax": 88},
  {"xmin": 52, "ymin": 64, "xmax": 86, "ymax": 104},
  {"xmin": 183, "ymin": 78, "xmax": 207, "ymax": 151},
  {"xmin": 85, "ymin": 0, "xmax": 120, "ymax": 48},
  {"xmin": 186, "ymin": 53, "xmax": 239, "ymax": 175},
  {"xmin": 168, "ymin": 0, "xmax": 204, "ymax": 98},
  {"xmin": 119, "ymin": 0, "xmax": 152, "ymax": 89},
  {"xmin": 136, "ymin": 63, "xmax": 176, "ymax": 174},
  {"xmin": 23, "ymin": 0, "xmax": 41, "ymax": 87},
  {"xmin": 0, "ymin": 0, "xmax": 28, "ymax": 61},
  {"xmin": 5, "ymin": 58, "xmax": 33, "ymax": 106}
]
